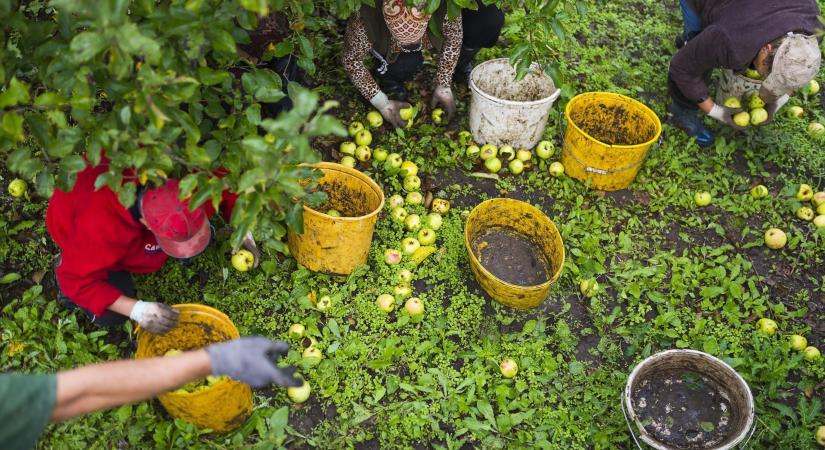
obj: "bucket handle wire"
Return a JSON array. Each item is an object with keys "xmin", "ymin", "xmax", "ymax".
[{"xmin": 621, "ymin": 392, "xmax": 757, "ymax": 450}]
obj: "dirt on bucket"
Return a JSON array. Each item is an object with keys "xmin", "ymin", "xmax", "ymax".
[
  {"xmin": 471, "ymin": 227, "xmax": 550, "ymax": 286},
  {"xmin": 314, "ymin": 180, "xmax": 372, "ymax": 217},
  {"xmin": 570, "ymin": 102, "xmax": 656, "ymax": 146},
  {"xmin": 631, "ymin": 369, "xmax": 737, "ymax": 449},
  {"xmin": 473, "ymin": 66, "xmax": 555, "ymax": 103}
]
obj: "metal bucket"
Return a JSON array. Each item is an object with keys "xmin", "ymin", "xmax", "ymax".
[
  {"xmin": 715, "ymin": 69, "xmax": 762, "ymax": 105},
  {"xmin": 622, "ymin": 350, "xmax": 755, "ymax": 449}
]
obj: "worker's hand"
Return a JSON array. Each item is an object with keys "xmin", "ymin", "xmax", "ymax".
[
  {"xmin": 206, "ymin": 337, "xmax": 302, "ymax": 388},
  {"xmin": 130, "ymin": 301, "xmax": 179, "ymax": 335},
  {"xmin": 763, "ymin": 94, "xmax": 790, "ymax": 125},
  {"xmin": 706, "ymin": 103, "xmax": 746, "ymax": 131},
  {"xmin": 241, "ymin": 231, "xmax": 260, "ymax": 268},
  {"xmin": 370, "ymin": 92, "xmax": 410, "ymax": 128},
  {"xmin": 430, "ymin": 85, "xmax": 456, "ymax": 124}
]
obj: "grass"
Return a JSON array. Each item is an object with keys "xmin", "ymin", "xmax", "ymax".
[{"xmin": 2, "ymin": 0, "xmax": 825, "ymax": 448}]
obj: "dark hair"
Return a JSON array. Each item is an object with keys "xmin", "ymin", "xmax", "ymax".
[{"xmin": 763, "ymin": 36, "xmax": 786, "ymax": 73}]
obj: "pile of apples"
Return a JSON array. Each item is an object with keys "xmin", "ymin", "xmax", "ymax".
[
  {"xmin": 722, "ymin": 79, "xmax": 822, "ymax": 135},
  {"xmin": 337, "ymin": 113, "xmax": 383, "ymax": 168},
  {"xmin": 461, "ymin": 133, "xmax": 565, "ymax": 177}
]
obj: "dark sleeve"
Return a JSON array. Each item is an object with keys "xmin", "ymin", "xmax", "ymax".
[
  {"xmin": 668, "ymin": 25, "xmax": 732, "ymax": 102},
  {"xmin": 0, "ymin": 374, "xmax": 57, "ymax": 450}
]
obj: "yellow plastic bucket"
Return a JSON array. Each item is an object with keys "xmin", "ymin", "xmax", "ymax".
[
  {"xmin": 135, "ymin": 304, "xmax": 253, "ymax": 433},
  {"xmin": 287, "ymin": 162, "xmax": 385, "ymax": 275},
  {"xmin": 561, "ymin": 92, "xmax": 662, "ymax": 191},
  {"xmin": 464, "ymin": 198, "xmax": 565, "ymax": 309}
]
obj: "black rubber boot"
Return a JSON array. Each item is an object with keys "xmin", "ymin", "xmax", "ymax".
[{"xmin": 453, "ymin": 47, "xmax": 480, "ymax": 84}]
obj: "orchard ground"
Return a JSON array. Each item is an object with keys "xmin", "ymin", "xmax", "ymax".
[{"xmin": 3, "ymin": 0, "xmax": 825, "ymax": 449}]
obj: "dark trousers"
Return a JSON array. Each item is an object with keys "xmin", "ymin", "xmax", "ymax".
[
  {"xmin": 262, "ymin": 54, "xmax": 299, "ymax": 116},
  {"xmin": 58, "ymin": 271, "xmax": 133, "ymax": 327},
  {"xmin": 669, "ymin": 0, "xmax": 707, "ymax": 110},
  {"xmin": 376, "ymin": 4, "xmax": 504, "ymax": 86}
]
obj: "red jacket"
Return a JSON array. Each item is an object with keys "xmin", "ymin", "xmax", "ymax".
[{"xmin": 46, "ymin": 162, "xmax": 236, "ymax": 316}]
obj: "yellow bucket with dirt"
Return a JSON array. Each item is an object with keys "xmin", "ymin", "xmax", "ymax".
[
  {"xmin": 135, "ymin": 304, "xmax": 252, "ymax": 433},
  {"xmin": 464, "ymin": 198, "xmax": 565, "ymax": 309},
  {"xmin": 561, "ymin": 92, "xmax": 662, "ymax": 191},
  {"xmin": 287, "ymin": 162, "xmax": 385, "ymax": 275}
]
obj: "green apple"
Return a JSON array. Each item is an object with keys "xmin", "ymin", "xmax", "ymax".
[
  {"xmin": 804, "ymin": 79, "xmax": 820, "ymax": 96},
  {"xmin": 756, "ymin": 318, "xmax": 777, "ymax": 336},
  {"xmin": 340, "ymin": 156, "xmax": 356, "ymax": 168},
  {"xmin": 733, "ymin": 111, "xmax": 750, "ymax": 127},
  {"xmin": 808, "ymin": 122, "xmax": 825, "ymax": 138},
  {"xmin": 804, "ymin": 346, "xmax": 821, "ymax": 362},
  {"xmin": 508, "ymin": 159, "xmax": 525, "ymax": 175},
  {"xmin": 484, "ymin": 157, "xmax": 502, "ymax": 173},
  {"xmin": 401, "ymin": 237, "xmax": 421, "ymax": 255},
  {"xmin": 391, "ymin": 207, "xmax": 408, "ymax": 223},
  {"xmin": 403, "ymin": 175, "xmax": 421, "ymax": 192},
  {"xmin": 339, "ymin": 141, "xmax": 357, "ymax": 155},
  {"xmin": 417, "ymin": 228, "xmax": 437, "ymax": 245},
  {"xmin": 812, "ymin": 192, "xmax": 825, "ymax": 207},
  {"xmin": 384, "ymin": 249, "xmax": 402, "ymax": 265},
  {"xmin": 797, "ymin": 207, "xmax": 814, "ymax": 221},
  {"xmin": 694, "ymin": 191, "xmax": 712, "ymax": 206},
  {"xmin": 397, "ymin": 269, "xmax": 413, "ymax": 285},
  {"xmin": 516, "ymin": 149, "xmax": 532, "ymax": 162},
  {"xmin": 288, "ymin": 323, "xmax": 305, "ymax": 339},
  {"xmin": 536, "ymin": 140, "xmax": 554, "ymax": 159},
  {"xmin": 764, "ymin": 228, "xmax": 787, "ymax": 249},
  {"xmin": 366, "ymin": 111, "xmax": 383, "ymax": 128},
  {"xmin": 431, "ymin": 199, "xmax": 450, "ymax": 215},
  {"xmin": 404, "ymin": 297, "xmax": 424, "ymax": 321},
  {"xmin": 355, "ymin": 145, "xmax": 372, "ymax": 162},
  {"xmin": 387, "ymin": 153, "xmax": 403, "ymax": 168},
  {"xmin": 480, "ymin": 144, "xmax": 498, "ymax": 161},
  {"xmin": 404, "ymin": 213, "xmax": 421, "ymax": 231},
  {"xmin": 231, "ymin": 250, "xmax": 255, "ymax": 272},
  {"xmin": 8, "ymin": 179, "xmax": 27, "ymax": 198},
  {"xmin": 579, "ymin": 278, "xmax": 599, "ymax": 297},
  {"xmin": 466, "ymin": 144, "xmax": 480, "ymax": 159},
  {"xmin": 325, "ymin": 209, "xmax": 341, "ymax": 217},
  {"xmin": 499, "ymin": 359, "xmax": 518, "ymax": 378},
  {"xmin": 748, "ymin": 94, "xmax": 765, "ymax": 110},
  {"xmin": 354, "ymin": 129, "xmax": 372, "ymax": 147},
  {"xmin": 373, "ymin": 147, "xmax": 388, "ymax": 162},
  {"xmin": 393, "ymin": 285, "xmax": 412, "ymax": 299},
  {"xmin": 425, "ymin": 213, "xmax": 443, "ymax": 230},
  {"xmin": 315, "ymin": 295, "xmax": 332, "ymax": 312},
  {"xmin": 431, "ymin": 108, "xmax": 444, "ymax": 124},
  {"xmin": 287, "ymin": 379, "xmax": 311, "ymax": 403},
  {"xmin": 499, "ymin": 145, "xmax": 515, "ymax": 161},
  {"xmin": 816, "ymin": 425, "xmax": 825, "ymax": 446},
  {"xmin": 750, "ymin": 107, "xmax": 768, "ymax": 125},
  {"xmin": 813, "ymin": 215, "xmax": 825, "ymax": 228},
  {"xmin": 388, "ymin": 194, "xmax": 405, "ymax": 209},
  {"xmin": 819, "ymin": 203, "xmax": 825, "ymax": 215},
  {"xmin": 549, "ymin": 162, "xmax": 565, "ymax": 177},
  {"xmin": 797, "ymin": 184, "xmax": 814, "ymax": 201},
  {"xmin": 302, "ymin": 345, "xmax": 323, "ymax": 363},
  {"xmin": 400, "ymin": 160, "xmax": 419, "ymax": 177},
  {"xmin": 786, "ymin": 106, "xmax": 804, "ymax": 119},
  {"xmin": 790, "ymin": 334, "xmax": 807, "ymax": 351},
  {"xmin": 348, "ymin": 121, "xmax": 365, "ymax": 137},
  {"xmin": 750, "ymin": 185, "xmax": 769, "ymax": 199},
  {"xmin": 723, "ymin": 97, "xmax": 742, "ymax": 109},
  {"xmin": 399, "ymin": 106, "xmax": 414, "ymax": 121},
  {"xmin": 743, "ymin": 68, "xmax": 761, "ymax": 80},
  {"xmin": 406, "ymin": 191, "xmax": 423, "ymax": 205},
  {"xmin": 458, "ymin": 130, "xmax": 473, "ymax": 146}
]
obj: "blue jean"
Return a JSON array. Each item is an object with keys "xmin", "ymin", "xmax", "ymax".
[{"xmin": 679, "ymin": 0, "xmax": 702, "ymax": 38}]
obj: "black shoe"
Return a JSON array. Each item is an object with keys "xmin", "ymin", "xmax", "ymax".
[{"xmin": 667, "ymin": 103, "xmax": 715, "ymax": 147}]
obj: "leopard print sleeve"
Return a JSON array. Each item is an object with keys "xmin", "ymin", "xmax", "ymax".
[
  {"xmin": 435, "ymin": 14, "xmax": 462, "ymax": 89},
  {"xmin": 342, "ymin": 13, "xmax": 382, "ymax": 100}
]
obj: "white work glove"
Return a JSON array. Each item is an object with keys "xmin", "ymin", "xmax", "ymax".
[
  {"xmin": 370, "ymin": 92, "xmax": 411, "ymax": 129},
  {"xmin": 241, "ymin": 231, "xmax": 260, "ymax": 268},
  {"xmin": 130, "ymin": 301, "xmax": 180, "ymax": 335},
  {"xmin": 206, "ymin": 337, "xmax": 302, "ymax": 388},
  {"xmin": 430, "ymin": 85, "xmax": 456, "ymax": 123},
  {"xmin": 707, "ymin": 103, "xmax": 746, "ymax": 131},
  {"xmin": 763, "ymin": 94, "xmax": 790, "ymax": 124}
]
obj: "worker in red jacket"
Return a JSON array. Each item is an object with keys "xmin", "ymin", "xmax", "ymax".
[{"xmin": 46, "ymin": 161, "xmax": 255, "ymax": 334}]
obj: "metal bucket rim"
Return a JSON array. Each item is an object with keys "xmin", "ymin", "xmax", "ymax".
[
  {"xmin": 469, "ymin": 58, "xmax": 562, "ymax": 108},
  {"xmin": 564, "ymin": 91, "xmax": 663, "ymax": 150},
  {"xmin": 301, "ymin": 162, "xmax": 386, "ymax": 222}
]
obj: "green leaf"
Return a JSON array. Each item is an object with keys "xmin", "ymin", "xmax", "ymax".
[
  {"xmin": 0, "ymin": 77, "xmax": 31, "ymax": 108},
  {"xmin": 34, "ymin": 92, "xmax": 65, "ymax": 107},
  {"xmin": 207, "ymin": 29, "xmax": 237, "ymax": 54},
  {"xmin": 70, "ymin": 31, "xmax": 107, "ymax": 62},
  {"xmin": 0, "ymin": 112, "xmax": 24, "ymax": 141},
  {"xmin": 285, "ymin": 202, "xmax": 304, "ymax": 233},
  {"xmin": 117, "ymin": 23, "xmax": 161, "ymax": 63},
  {"xmin": 0, "ymin": 273, "xmax": 21, "ymax": 284},
  {"xmin": 241, "ymin": 69, "xmax": 285, "ymax": 103},
  {"xmin": 35, "ymin": 171, "xmax": 55, "ymax": 198},
  {"xmin": 197, "ymin": 67, "xmax": 231, "ymax": 86},
  {"xmin": 239, "ymin": 0, "xmax": 269, "ymax": 14}
]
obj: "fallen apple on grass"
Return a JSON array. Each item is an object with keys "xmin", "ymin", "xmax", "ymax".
[
  {"xmin": 750, "ymin": 185, "xmax": 769, "ymax": 199},
  {"xmin": 302, "ymin": 345, "xmax": 323, "ymax": 363},
  {"xmin": 549, "ymin": 162, "xmax": 565, "ymax": 177},
  {"xmin": 340, "ymin": 156, "xmax": 356, "ymax": 168},
  {"xmin": 431, "ymin": 199, "xmax": 450, "ymax": 214},
  {"xmin": 694, "ymin": 191, "xmax": 712, "ymax": 207},
  {"xmin": 797, "ymin": 207, "xmax": 814, "ymax": 221},
  {"xmin": 580, "ymin": 279, "xmax": 599, "ymax": 297},
  {"xmin": 764, "ymin": 228, "xmax": 787, "ymax": 249},
  {"xmin": 376, "ymin": 294, "xmax": 395, "ymax": 312},
  {"xmin": 354, "ymin": 129, "xmax": 372, "ymax": 147},
  {"xmin": 516, "ymin": 149, "xmax": 532, "ymax": 162},
  {"xmin": 816, "ymin": 425, "xmax": 825, "ymax": 447},
  {"xmin": 797, "ymin": 184, "xmax": 814, "ymax": 201},
  {"xmin": 393, "ymin": 285, "xmax": 412, "ymax": 299},
  {"xmin": 508, "ymin": 159, "xmax": 525, "ymax": 175},
  {"xmin": 786, "ymin": 106, "xmax": 804, "ymax": 119},
  {"xmin": 484, "ymin": 157, "xmax": 502, "ymax": 173},
  {"xmin": 480, "ymin": 144, "xmax": 498, "ymax": 161},
  {"xmin": 536, "ymin": 140, "xmax": 553, "ymax": 159},
  {"xmin": 315, "ymin": 295, "xmax": 332, "ymax": 312},
  {"xmin": 499, "ymin": 359, "xmax": 518, "ymax": 378},
  {"xmin": 386, "ymin": 153, "xmax": 403, "ymax": 168},
  {"xmin": 406, "ymin": 191, "xmax": 424, "ymax": 205},
  {"xmin": 391, "ymin": 207, "xmax": 408, "ymax": 223},
  {"xmin": 813, "ymin": 215, "xmax": 825, "ymax": 228},
  {"xmin": 401, "ymin": 161, "xmax": 419, "ymax": 177},
  {"xmin": 403, "ymin": 175, "xmax": 421, "ymax": 192},
  {"xmin": 348, "ymin": 121, "xmax": 365, "ymax": 137},
  {"xmin": 287, "ymin": 379, "xmax": 312, "ymax": 403},
  {"xmin": 404, "ymin": 214, "xmax": 421, "ymax": 231},
  {"xmin": 405, "ymin": 297, "xmax": 424, "ymax": 321},
  {"xmin": 288, "ymin": 323, "xmax": 305, "ymax": 339},
  {"xmin": 366, "ymin": 111, "xmax": 383, "ymax": 128},
  {"xmin": 790, "ymin": 334, "xmax": 807, "ymax": 351},
  {"xmin": 756, "ymin": 318, "xmax": 777, "ymax": 336},
  {"xmin": 397, "ymin": 269, "xmax": 413, "ymax": 285},
  {"xmin": 8, "ymin": 179, "xmax": 27, "ymax": 198},
  {"xmin": 401, "ymin": 237, "xmax": 421, "ymax": 255},
  {"xmin": 812, "ymin": 192, "xmax": 825, "ymax": 207},
  {"xmin": 804, "ymin": 346, "xmax": 821, "ymax": 362},
  {"xmin": 804, "ymin": 79, "xmax": 820, "ymax": 96},
  {"xmin": 499, "ymin": 145, "xmax": 515, "ymax": 161},
  {"xmin": 373, "ymin": 147, "xmax": 388, "ymax": 161},
  {"xmin": 466, "ymin": 145, "xmax": 480, "ymax": 159},
  {"xmin": 339, "ymin": 141, "xmax": 356, "ymax": 155},
  {"xmin": 425, "ymin": 213, "xmax": 443, "ymax": 230},
  {"xmin": 808, "ymin": 122, "xmax": 825, "ymax": 138},
  {"xmin": 231, "ymin": 250, "xmax": 255, "ymax": 272},
  {"xmin": 458, "ymin": 130, "xmax": 473, "ymax": 146},
  {"xmin": 417, "ymin": 228, "xmax": 437, "ymax": 245},
  {"xmin": 384, "ymin": 249, "xmax": 402, "ymax": 265},
  {"xmin": 388, "ymin": 194, "xmax": 405, "ymax": 209},
  {"xmin": 355, "ymin": 145, "xmax": 372, "ymax": 162}
]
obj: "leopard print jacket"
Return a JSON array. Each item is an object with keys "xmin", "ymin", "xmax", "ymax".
[{"xmin": 342, "ymin": 10, "xmax": 462, "ymax": 100}]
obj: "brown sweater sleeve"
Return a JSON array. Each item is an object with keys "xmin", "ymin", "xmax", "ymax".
[
  {"xmin": 669, "ymin": 25, "xmax": 732, "ymax": 102},
  {"xmin": 435, "ymin": 14, "xmax": 463, "ymax": 89},
  {"xmin": 342, "ymin": 13, "xmax": 381, "ymax": 100}
]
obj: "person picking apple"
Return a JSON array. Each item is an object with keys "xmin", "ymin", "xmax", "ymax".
[
  {"xmin": 46, "ymin": 161, "xmax": 259, "ymax": 335},
  {"xmin": 342, "ymin": 1, "xmax": 504, "ymax": 128},
  {"xmin": 668, "ymin": 0, "xmax": 822, "ymax": 146}
]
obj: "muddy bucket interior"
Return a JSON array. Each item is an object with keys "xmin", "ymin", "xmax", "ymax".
[{"xmin": 623, "ymin": 350, "xmax": 755, "ymax": 450}]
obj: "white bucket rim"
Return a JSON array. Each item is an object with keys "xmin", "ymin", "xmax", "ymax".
[
  {"xmin": 623, "ymin": 349, "xmax": 755, "ymax": 450},
  {"xmin": 469, "ymin": 58, "xmax": 561, "ymax": 108}
]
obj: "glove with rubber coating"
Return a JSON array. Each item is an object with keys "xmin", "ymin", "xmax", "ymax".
[
  {"xmin": 206, "ymin": 337, "xmax": 302, "ymax": 388},
  {"xmin": 370, "ymin": 92, "xmax": 411, "ymax": 129},
  {"xmin": 707, "ymin": 103, "xmax": 746, "ymax": 131},
  {"xmin": 130, "ymin": 301, "xmax": 179, "ymax": 335},
  {"xmin": 430, "ymin": 86, "xmax": 456, "ymax": 123},
  {"xmin": 763, "ymin": 94, "xmax": 790, "ymax": 124}
]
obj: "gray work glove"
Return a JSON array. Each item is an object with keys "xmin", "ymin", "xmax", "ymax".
[
  {"xmin": 430, "ymin": 85, "xmax": 456, "ymax": 123},
  {"xmin": 206, "ymin": 337, "xmax": 301, "ymax": 388},
  {"xmin": 763, "ymin": 94, "xmax": 790, "ymax": 124},
  {"xmin": 130, "ymin": 301, "xmax": 180, "ymax": 335},
  {"xmin": 370, "ymin": 92, "xmax": 410, "ymax": 129},
  {"xmin": 241, "ymin": 231, "xmax": 260, "ymax": 268},
  {"xmin": 707, "ymin": 103, "xmax": 746, "ymax": 131}
]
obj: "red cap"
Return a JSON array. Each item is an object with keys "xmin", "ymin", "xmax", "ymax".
[{"xmin": 141, "ymin": 180, "xmax": 211, "ymax": 259}]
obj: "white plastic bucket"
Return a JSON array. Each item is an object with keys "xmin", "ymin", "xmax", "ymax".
[
  {"xmin": 622, "ymin": 350, "xmax": 755, "ymax": 450},
  {"xmin": 715, "ymin": 69, "xmax": 762, "ymax": 104},
  {"xmin": 469, "ymin": 58, "xmax": 561, "ymax": 149}
]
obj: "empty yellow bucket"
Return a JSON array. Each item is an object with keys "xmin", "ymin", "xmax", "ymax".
[
  {"xmin": 287, "ymin": 162, "xmax": 385, "ymax": 275},
  {"xmin": 561, "ymin": 92, "xmax": 662, "ymax": 191},
  {"xmin": 464, "ymin": 198, "xmax": 565, "ymax": 309},
  {"xmin": 135, "ymin": 304, "xmax": 253, "ymax": 432}
]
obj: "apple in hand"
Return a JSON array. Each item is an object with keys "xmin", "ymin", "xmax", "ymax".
[
  {"xmin": 339, "ymin": 141, "xmax": 356, "ymax": 155},
  {"xmin": 425, "ymin": 213, "xmax": 443, "ymax": 230},
  {"xmin": 733, "ymin": 111, "xmax": 750, "ymax": 127},
  {"xmin": 466, "ymin": 145, "xmax": 480, "ymax": 159},
  {"xmin": 549, "ymin": 162, "xmax": 565, "ymax": 177},
  {"xmin": 480, "ymin": 144, "xmax": 498, "ymax": 161},
  {"xmin": 231, "ymin": 250, "xmax": 255, "ymax": 272},
  {"xmin": 536, "ymin": 140, "xmax": 553, "ymax": 159},
  {"xmin": 354, "ymin": 129, "xmax": 372, "ymax": 147},
  {"xmin": 797, "ymin": 184, "xmax": 814, "ymax": 201},
  {"xmin": 405, "ymin": 297, "xmax": 424, "ymax": 321},
  {"xmin": 340, "ymin": 156, "xmax": 356, "ymax": 168},
  {"xmin": 804, "ymin": 346, "xmax": 821, "ymax": 362},
  {"xmin": 287, "ymin": 378, "xmax": 311, "ymax": 403},
  {"xmin": 400, "ymin": 161, "xmax": 419, "ymax": 177},
  {"xmin": 288, "ymin": 323, "xmax": 305, "ymax": 339},
  {"xmin": 355, "ymin": 145, "xmax": 372, "ymax": 162},
  {"xmin": 8, "ymin": 179, "xmax": 27, "ymax": 198},
  {"xmin": 404, "ymin": 213, "xmax": 421, "ymax": 231},
  {"xmin": 748, "ymin": 94, "xmax": 765, "ymax": 110},
  {"xmin": 401, "ymin": 237, "xmax": 421, "ymax": 255},
  {"xmin": 373, "ymin": 147, "xmax": 388, "ymax": 161},
  {"xmin": 388, "ymin": 194, "xmax": 405, "ymax": 209},
  {"xmin": 406, "ymin": 191, "xmax": 423, "ymax": 205},
  {"xmin": 723, "ymin": 97, "xmax": 742, "ymax": 109},
  {"xmin": 764, "ymin": 228, "xmax": 787, "ymax": 249},
  {"xmin": 387, "ymin": 153, "xmax": 403, "ymax": 168},
  {"xmin": 366, "ymin": 111, "xmax": 384, "ymax": 128},
  {"xmin": 789, "ymin": 334, "xmax": 807, "ymax": 351},
  {"xmin": 750, "ymin": 185, "xmax": 769, "ymax": 199},
  {"xmin": 797, "ymin": 207, "xmax": 814, "ymax": 221},
  {"xmin": 417, "ymin": 228, "xmax": 437, "ymax": 245},
  {"xmin": 431, "ymin": 199, "xmax": 450, "ymax": 215},
  {"xmin": 750, "ymin": 108, "xmax": 768, "ymax": 125},
  {"xmin": 431, "ymin": 108, "xmax": 444, "ymax": 124},
  {"xmin": 399, "ymin": 106, "xmax": 414, "ymax": 121},
  {"xmin": 391, "ymin": 207, "xmax": 408, "ymax": 223},
  {"xmin": 348, "ymin": 121, "xmax": 365, "ymax": 137},
  {"xmin": 508, "ymin": 159, "xmax": 525, "ymax": 175},
  {"xmin": 384, "ymin": 249, "xmax": 402, "ymax": 265},
  {"xmin": 755, "ymin": 318, "xmax": 777, "ymax": 336},
  {"xmin": 694, "ymin": 191, "xmax": 712, "ymax": 206},
  {"xmin": 485, "ymin": 157, "xmax": 502, "ymax": 173},
  {"xmin": 403, "ymin": 175, "xmax": 421, "ymax": 192},
  {"xmin": 499, "ymin": 359, "xmax": 518, "ymax": 378}
]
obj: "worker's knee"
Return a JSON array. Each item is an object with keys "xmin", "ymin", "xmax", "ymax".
[{"xmin": 461, "ymin": 4, "xmax": 504, "ymax": 49}]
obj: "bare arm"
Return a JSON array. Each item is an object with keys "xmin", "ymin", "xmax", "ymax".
[
  {"xmin": 698, "ymin": 98, "xmax": 714, "ymax": 114},
  {"xmin": 51, "ymin": 350, "xmax": 211, "ymax": 422},
  {"xmin": 108, "ymin": 294, "xmax": 137, "ymax": 316}
]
